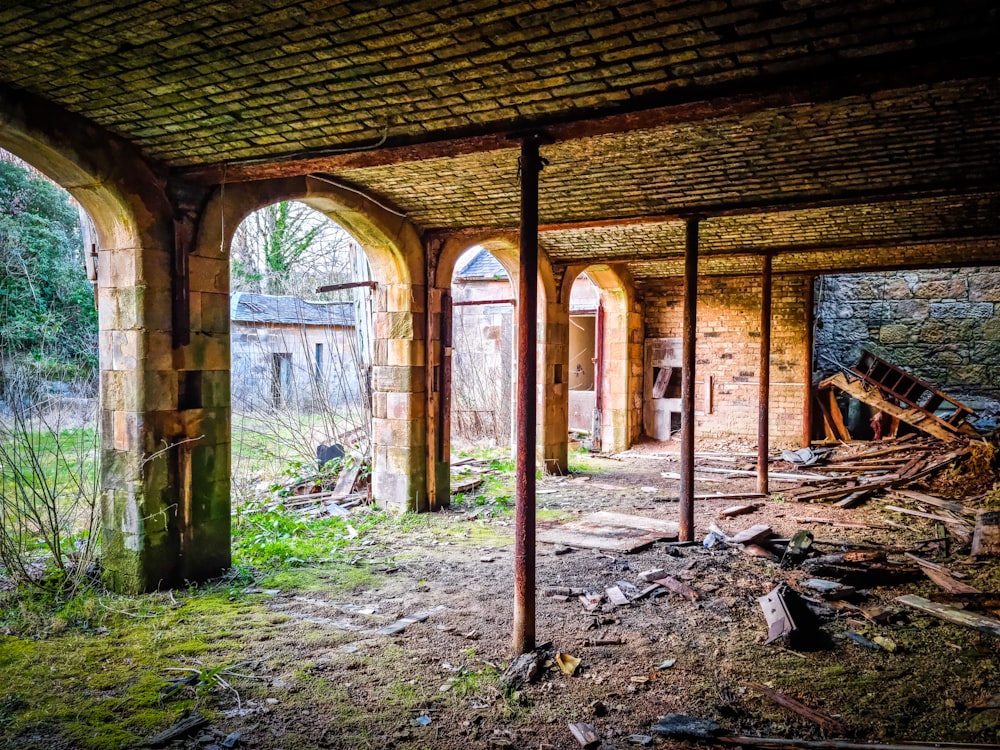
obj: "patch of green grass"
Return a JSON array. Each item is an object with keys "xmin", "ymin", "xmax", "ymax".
[{"xmin": 0, "ymin": 582, "xmax": 276, "ymax": 749}]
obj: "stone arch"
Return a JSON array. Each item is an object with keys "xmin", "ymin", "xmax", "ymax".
[
  {"xmin": 561, "ymin": 263, "xmax": 641, "ymax": 454},
  {"xmin": 197, "ymin": 175, "xmax": 428, "ymax": 511},
  {"xmin": 0, "ymin": 89, "xmax": 198, "ymax": 593},
  {"xmin": 425, "ymin": 232, "xmax": 564, "ymax": 505}
]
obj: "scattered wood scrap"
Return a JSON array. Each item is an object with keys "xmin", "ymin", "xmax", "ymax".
[
  {"xmin": 972, "ymin": 510, "xmax": 1000, "ymax": 557},
  {"xmin": 537, "ymin": 511, "xmax": 679, "ymax": 553},
  {"xmin": 747, "ymin": 682, "xmax": 846, "ymax": 735},
  {"xmin": 896, "ymin": 594, "xmax": 1000, "ymax": 637}
]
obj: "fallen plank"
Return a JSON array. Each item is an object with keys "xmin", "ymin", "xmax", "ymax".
[
  {"xmin": 537, "ymin": 511, "xmax": 679, "ymax": 553},
  {"xmin": 716, "ymin": 735, "xmax": 1000, "ymax": 750},
  {"xmin": 888, "ymin": 489, "xmax": 968, "ymax": 515},
  {"xmin": 332, "ymin": 465, "xmax": 362, "ymax": 499},
  {"xmin": 896, "ymin": 594, "xmax": 1000, "ymax": 637},
  {"xmin": 652, "ymin": 576, "xmax": 700, "ymax": 602},
  {"xmin": 972, "ymin": 510, "xmax": 1000, "ymax": 557},
  {"xmin": 833, "ymin": 490, "xmax": 872, "ymax": 509},
  {"xmin": 606, "ymin": 586, "xmax": 631, "ymax": 606},
  {"xmin": 728, "ymin": 524, "xmax": 773, "ymax": 545},
  {"xmin": 693, "ymin": 466, "xmax": 827, "ymax": 481},
  {"xmin": 746, "ymin": 682, "xmax": 847, "ymax": 735},
  {"xmin": 792, "ymin": 517, "xmax": 889, "ymax": 531},
  {"xmin": 883, "ymin": 505, "xmax": 972, "ymax": 532},
  {"xmin": 145, "ymin": 712, "xmax": 209, "ymax": 747},
  {"xmin": 903, "ymin": 552, "xmax": 968, "ymax": 579},
  {"xmin": 719, "ymin": 503, "xmax": 763, "ymax": 519},
  {"xmin": 917, "ymin": 564, "xmax": 981, "ymax": 595}
]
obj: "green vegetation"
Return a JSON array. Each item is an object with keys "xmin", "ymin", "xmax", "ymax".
[{"xmin": 0, "ymin": 158, "xmax": 95, "ymax": 379}]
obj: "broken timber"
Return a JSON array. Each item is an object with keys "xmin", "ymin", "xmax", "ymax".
[
  {"xmin": 813, "ymin": 350, "xmax": 976, "ymax": 443},
  {"xmin": 537, "ymin": 511, "xmax": 679, "ymax": 553},
  {"xmin": 896, "ymin": 595, "xmax": 1000, "ymax": 637}
]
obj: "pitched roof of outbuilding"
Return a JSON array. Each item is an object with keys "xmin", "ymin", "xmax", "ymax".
[
  {"xmin": 455, "ymin": 248, "xmax": 508, "ymax": 281},
  {"xmin": 230, "ymin": 292, "xmax": 356, "ymax": 327}
]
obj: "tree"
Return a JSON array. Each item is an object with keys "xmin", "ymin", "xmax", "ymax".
[
  {"xmin": 230, "ymin": 201, "xmax": 355, "ymax": 297},
  {"xmin": 0, "ymin": 157, "xmax": 95, "ymax": 382}
]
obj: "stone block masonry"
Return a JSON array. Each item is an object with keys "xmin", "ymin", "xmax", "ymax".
[
  {"xmin": 641, "ymin": 275, "xmax": 810, "ymax": 446},
  {"xmin": 815, "ymin": 268, "xmax": 1000, "ymax": 410}
]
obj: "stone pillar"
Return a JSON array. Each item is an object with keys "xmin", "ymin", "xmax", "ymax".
[
  {"xmin": 541, "ymin": 298, "xmax": 569, "ymax": 474},
  {"xmin": 600, "ymin": 291, "xmax": 634, "ymax": 453},
  {"xmin": 99, "ymin": 209, "xmax": 233, "ymax": 593},
  {"xmin": 425, "ymin": 284, "xmax": 451, "ymax": 510},
  {"xmin": 372, "ymin": 282, "xmax": 428, "ymax": 512},
  {"xmin": 628, "ymin": 299, "xmax": 645, "ymax": 445}
]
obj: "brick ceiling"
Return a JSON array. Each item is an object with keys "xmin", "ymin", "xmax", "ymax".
[{"xmin": 1, "ymin": 0, "xmax": 999, "ymax": 276}]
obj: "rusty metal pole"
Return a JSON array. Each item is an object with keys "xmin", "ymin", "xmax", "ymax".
[
  {"xmin": 513, "ymin": 132, "xmax": 549, "ymax": 655},
  {"xmin": 680, "ymin": 218, "xmax": 699, "ymax": 542},
  {"xmin": 803, "ymin": 275, "xmax": 815, "ymax": 448},
  {"xmin": 757, "ymin": 254, "xmax": 773, "ymax": 496}
]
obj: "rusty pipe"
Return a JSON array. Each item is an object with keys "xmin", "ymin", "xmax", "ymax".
[
  {"xmin": 512, "ymin": 132, "xmax": 550, "ymax": 654},
  {"xmin": 680, "ymin": 218, "xmax": 699, "ymax": 542}
]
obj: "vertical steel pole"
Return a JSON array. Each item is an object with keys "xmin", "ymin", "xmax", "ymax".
[
  {"xmin": 757, "ymin": 254, "xmax": 773, "ymax": 495},
  {"xmin": 803, "ymin": 274, "xmax": 815, "ymax": 448},
  {"xmin": 680, "ymin": 218, "xmax": 699, "ymax": 542},
  {"xmin": 513, "ymin": 133, "xmax": 547, "ymax": 654}
]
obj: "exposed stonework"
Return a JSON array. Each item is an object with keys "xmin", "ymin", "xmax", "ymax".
[
  {"xmin": 815, "ymin": 268, "xmax": 1000, "ymax": 410},
  {"xmin": 641, "ymin": 274, "xmax": 810, "ymax": 445}
]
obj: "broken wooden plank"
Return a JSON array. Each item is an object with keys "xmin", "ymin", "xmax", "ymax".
[
  {"xmin": 728, "ymin": 524, "xmax": 773, "ymax": 545},
  {"xmin": 888, "ymin": 489, "xmax": 968, "ymax": 515},
  {"xmin": 883, "ymin": 505, "xmax": 971, "ymax": 528},
  {"xmin": 716, "ymin": 735, "xmax": 1000, "ymax": 750},
  {"xmin": 902, "ymin": 552, "xmax": 967, "ymax": 579},
  {"xmin": 896, "ymin": 594, "xmax": 1000, "ymax": 637},
  {"xmin": 917, "ymin": 564, "xmax": 981, "ymax": 595},
  {"xmin": 719, "ymin": 503, "xmax": 763, "ymax": 519},
  {"xmin": 746, "ymin": 682, "xmax": 847, "ymax": 735},
  {"xmin": 537, "ymin": 511, "xmax": 679, "ymax": 553},
  {"xmin": 652, "ymin": 576, "xmax": 700, "ymax": 601},
  {"xmin": 606, "ymin": 586, "xmax": 631, "ymax": 606},
  {"xmin": 833, "ymin": 490, "xmax": 872, "ymax": 509},
  {"xmin": 332, "ymin": 464, "xmax": 362, "ymax": 499},
  {"xmin": 145, "ymin": 712, "xmax": 209, "ymax": 747},
  {"xmin": 693, "ymin": 466, "xmax": 827, "ymax": 481},
  {"xmin": 972, "ymin": 510, "xmax": 1000, "ymax": 558},
  {"xmin": 820, "ymin": 372, "xmax": 964, "ymax": 442}
]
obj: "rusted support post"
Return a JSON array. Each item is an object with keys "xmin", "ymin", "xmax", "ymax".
[
  {"xmin": 757, "ymin": 254, "xmax": 773, "ymax": 495},
  {"xmin": 513, "ymin": 131, "xmax": 551, "ymax": 654},
  {"xmin": 803, "ymin": 275, "xmax": 815, "ymax": 448},
  {"xmin": 680, "ymin": 218, "xmax": 699, "ymax": 542},
  {"xmin": 593, "ymin": 300, "xmax": 605, "ymax": 450}
]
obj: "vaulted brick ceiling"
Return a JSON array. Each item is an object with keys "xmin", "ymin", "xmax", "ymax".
[{"xmin": 1, "ymin": 0, "xmax": 999, "ymax": 277}]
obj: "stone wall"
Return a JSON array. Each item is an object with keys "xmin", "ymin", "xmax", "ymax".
[
  {"xmin": 814, "ymin": 268, "xmax": 1000, "ymax": 410},
  {"xmin": 641, "ymin": 274, "xmax": 810, "ymax": 446}
]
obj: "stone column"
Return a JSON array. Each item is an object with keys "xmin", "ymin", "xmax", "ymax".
[
  {"xmin": 540, "ymin": 299, "xmax": 569, "ymax": 474},
  {"xmin": 371, "ymin": 282, "xmax": 428, "ymax": 512}
]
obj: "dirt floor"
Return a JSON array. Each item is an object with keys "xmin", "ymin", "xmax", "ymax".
[{"xmin": 130, "ymin": 437, "xmax": 1000, "ymax": 750}]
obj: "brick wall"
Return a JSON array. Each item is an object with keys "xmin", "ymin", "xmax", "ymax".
[
  {"xmin": 641, "ymin": 274, "xmax": 809, "ymax": 446},
  {"xmin": 815, "ymin": 267, "xmax": 1000, "ymax": 411}
]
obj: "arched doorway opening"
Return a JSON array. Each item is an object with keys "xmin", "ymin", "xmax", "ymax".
[
  {"xmin": 228, "ymin": 200, "xmax": 375, "ymax": 506},
  {"xmin": 449, "ymin": 245, "xmax": 516, "ymax": 450},
  {"xmin": 564, "ymin": 265, "xmax": 637, "ymax": 454}
]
